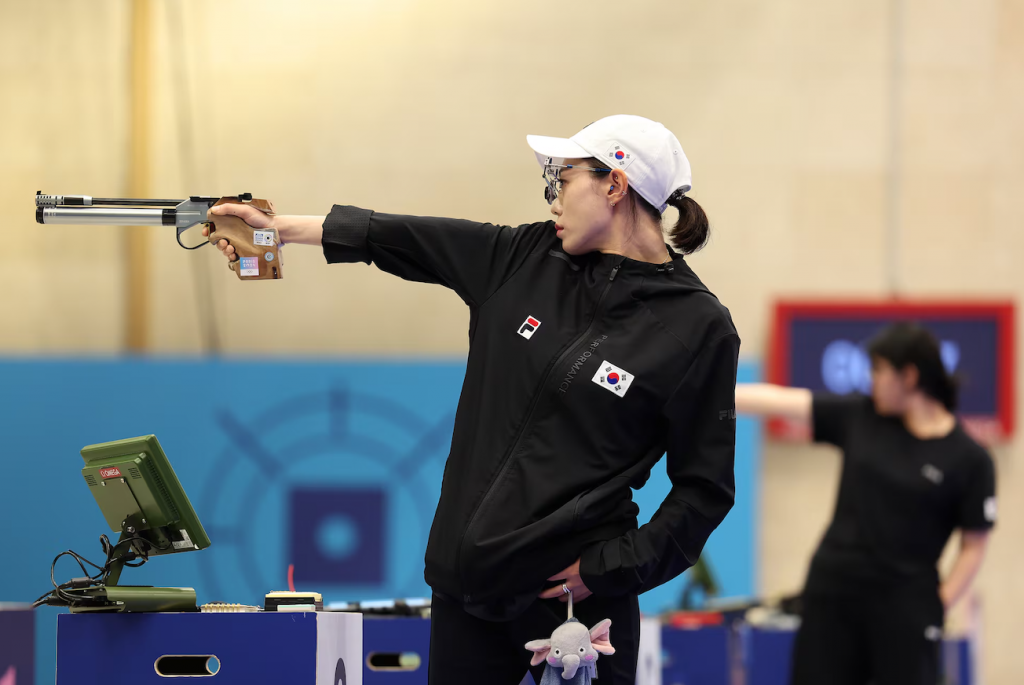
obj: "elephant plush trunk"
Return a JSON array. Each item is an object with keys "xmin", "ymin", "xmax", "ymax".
[{"xmin": 561, "ymin": 654, "xmax": 581, "ymax": 679}]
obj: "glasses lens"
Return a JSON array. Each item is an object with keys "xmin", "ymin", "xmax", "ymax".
[{"xmin": 542, "ymin": 165, "xmax": 561, "ymax": 205}]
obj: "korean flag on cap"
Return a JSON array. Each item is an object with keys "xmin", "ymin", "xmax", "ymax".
[
  {"xmin": 592, "ymin": 361, "xmax": 635, "ymax": 397},
  {"xmin": 606, "ymin": 142, "xmax": 635, "ymax": 170}
]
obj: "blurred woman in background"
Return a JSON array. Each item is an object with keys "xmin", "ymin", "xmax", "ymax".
[{"xmin": 736, "ymin": 322, "xmax": 995, "ymax": 685}]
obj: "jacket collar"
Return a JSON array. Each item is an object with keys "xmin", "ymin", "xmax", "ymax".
[{"xmin": 586, "ymin": 244, "xmax": 683, "ymax": 276}]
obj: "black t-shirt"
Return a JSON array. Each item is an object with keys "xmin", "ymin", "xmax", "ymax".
[{"xmin": 804, "ymin": 393, "xmax": 996, "ymax": 595}]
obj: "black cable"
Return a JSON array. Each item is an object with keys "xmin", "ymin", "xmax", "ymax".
[
  {"xmin": 46, "ymin": 551, "xmax": 106, "ymax": 606},
  {"xmin": 68, "ymin": 549, "xmax": 106, "ymax": 578},
  {"xmin": 32, "ymin": 588, "xmax": 59, "ymax": 608},
  {"xmin": 70, "ymin": 553, "xmax": 89, "ymax": 577},
  {"xmin": 97, "ymin": 534, "xmax": 171, "ymax": 583},
  {"xmin": 103, "ymin": 534, "xmax": 172, "ymax": 560},
  {"xmin": 35, "ymin": 534, "xmax": 172, "ymax": 608},
  {"xmin": 51, "ymin": 553, "xmax": 97, "ymax": 597}
]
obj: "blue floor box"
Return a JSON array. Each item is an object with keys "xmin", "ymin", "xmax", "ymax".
[{"xmin": 56, "ymin": 611, "xmax": 362, "ymax": 684}]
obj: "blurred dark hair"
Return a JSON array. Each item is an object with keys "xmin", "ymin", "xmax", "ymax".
[
  {"xmin": 867, "ymin": 322, "xmax": 959, "ymax": 411},
  {"xmin": 582, "ymin": 158, "xmax": 709, "ymax": 254}
]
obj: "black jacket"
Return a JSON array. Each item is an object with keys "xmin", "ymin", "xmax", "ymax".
[{"xmin": 323, "ymin": 206, "xmax": 739, "ymax": 619}]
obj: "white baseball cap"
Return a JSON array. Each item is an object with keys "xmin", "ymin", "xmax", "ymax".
[{"xmin": 527, "ymin": 114, "xmax": 692, "ymax": 213}]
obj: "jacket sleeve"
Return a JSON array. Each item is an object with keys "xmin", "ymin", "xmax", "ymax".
[
  {"xmin": 580, "ymin": 333, "xmax": 740, "ymax": 596},
  {"xmin": 321, "ymin": 205, "xmax": 551, "ymax": 307}
]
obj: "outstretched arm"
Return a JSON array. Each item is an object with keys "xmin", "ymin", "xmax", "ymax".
[
  {"xmin": 277, "ymin": 214, "xmax": 328, "ymax": 246},
  {"xmin": 204, "ymin": 203, "xmax": 550, "ymax": 306},
  {"xmin": 735, "ymin": 383, "xmax": 812, "ymax": 422}
]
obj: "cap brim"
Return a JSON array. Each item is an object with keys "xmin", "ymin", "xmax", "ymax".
[{"xmin": 526, "ymin": 135, "xmax": 592, "ymax": 166}]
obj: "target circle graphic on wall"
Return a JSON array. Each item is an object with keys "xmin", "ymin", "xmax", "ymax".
[{"xmin": 196, "ymin": 384, "xmax": 454, "ymax": 603}]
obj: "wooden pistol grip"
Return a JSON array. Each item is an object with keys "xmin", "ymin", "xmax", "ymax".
[{"xmin": 206, "ymin": 197, "xmax": 282, "ymax": 280}]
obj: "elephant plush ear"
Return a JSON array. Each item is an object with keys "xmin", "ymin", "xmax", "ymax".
[
  {"xmin": 589, "ymin": 619, "xmax": 615, "ymax": 655},
  {"xmin": 524, "ymin": 639, "xmax": 552, "ymax": 666}
]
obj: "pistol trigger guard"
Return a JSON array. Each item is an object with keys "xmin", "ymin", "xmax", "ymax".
[{"xmin": 176, "ymin": 223, "xmax": 209, "ymax": 251}]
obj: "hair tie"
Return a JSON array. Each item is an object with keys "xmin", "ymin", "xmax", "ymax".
[{"xmin": 668, "ymin": 188, "xmax": 688, "ymax": 203}]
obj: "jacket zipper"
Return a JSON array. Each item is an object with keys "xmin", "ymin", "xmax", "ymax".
[{"xmin": 456, "ymin": 259, "xmax": 624, "ymax": 601}]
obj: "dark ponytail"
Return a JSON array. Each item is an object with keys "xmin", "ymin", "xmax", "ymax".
[
  {"xmin": 582, "ymin": 157, "xmax": 710, "ymax": 255},
  {"xmin": 664, "ymin": 193, "xmax": 710, "ymax": 255}
]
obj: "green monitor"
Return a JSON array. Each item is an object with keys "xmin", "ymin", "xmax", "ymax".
[{"xmin": 73, "ymin": 434, "xmax": 210, "ymax": 612}]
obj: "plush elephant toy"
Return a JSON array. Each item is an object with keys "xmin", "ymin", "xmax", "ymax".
[{"xmin": 525, "ymin": 617, "xmax": 614, "ymax": 684}]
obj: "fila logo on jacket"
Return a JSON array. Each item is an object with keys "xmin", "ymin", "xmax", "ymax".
[{"xmin": 518, "ymin": 316, "xmax": 541, "ymax": 339}]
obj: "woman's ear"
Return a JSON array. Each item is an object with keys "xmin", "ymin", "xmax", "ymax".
[
  {"xmin": 902, "ymin": 364, "xmax": 920, "ymax": 392},
  {"xmin": 608, "ymin": 169, "xmax": 629, "ymax": 204}
]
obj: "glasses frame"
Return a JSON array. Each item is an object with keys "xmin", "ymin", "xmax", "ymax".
[{"xmin": 541, "ymin": 158, "xmax": 613, "ymax": 205}]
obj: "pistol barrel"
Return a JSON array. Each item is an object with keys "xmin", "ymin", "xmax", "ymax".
[{"xmin": 36, "ymin": 207, "xmax": 174, "ymax": 226}]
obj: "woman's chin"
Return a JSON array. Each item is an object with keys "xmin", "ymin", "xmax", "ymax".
[{"xmin": 559, "ymin": 237, "xmax": 585, "ymax": 255}]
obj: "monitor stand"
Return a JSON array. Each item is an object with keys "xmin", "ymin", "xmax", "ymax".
[{"xmin": 67, "ymin": 528, "xmax": 198, "ymax": 613}]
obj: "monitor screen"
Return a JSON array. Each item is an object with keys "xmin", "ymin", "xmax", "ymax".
[{"xmin": 81, "ymin": 435, "xmax": 210, "ymax": 562}]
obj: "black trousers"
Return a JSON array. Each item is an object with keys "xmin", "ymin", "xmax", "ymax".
[
  {"xmin": 790, "ymin": 585, "xmax": 944, "ymax": 685},
  {"xmin": 428, "ymin": 592, "xmax": 640, "ymax": 685}
]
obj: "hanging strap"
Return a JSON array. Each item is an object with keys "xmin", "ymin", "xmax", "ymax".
[{"xmin": 560, "ymin": 583, "xmax": 575, "ymax": 619}]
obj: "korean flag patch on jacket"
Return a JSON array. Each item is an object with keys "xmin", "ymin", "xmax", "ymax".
[{"xmin": 592, "ymin": 361, "xmax": 635, "ymax": 397}]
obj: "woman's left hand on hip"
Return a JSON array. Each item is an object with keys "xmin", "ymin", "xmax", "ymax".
[{"xmin": 538, "ymin": 558, "xmax": 593, "ymax": 602}]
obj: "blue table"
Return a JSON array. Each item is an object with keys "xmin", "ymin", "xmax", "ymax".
[
  {"xmin": 740, "ymin": 625, "xmax": 975, "ymax": 685},
  {"xmin": 57, "ymin": 611, "xmax": 361, "ymax": 685},
  {"xmin": 661, "ymin": 624, "xmax": 732, "ymax": 685}
]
